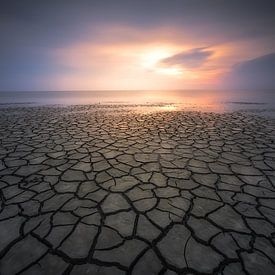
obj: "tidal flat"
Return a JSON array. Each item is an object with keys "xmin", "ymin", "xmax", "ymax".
[{"xmin": 0, "ymin": 104, "xmax": 275, "ymax": 274}]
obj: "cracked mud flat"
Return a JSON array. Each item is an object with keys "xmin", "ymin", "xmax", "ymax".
[{"xmin": 0, "ymin": 105, "xmax": 275, "ymax": 275}]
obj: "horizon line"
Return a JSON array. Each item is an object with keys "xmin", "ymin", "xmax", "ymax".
[{"xmin": 1, "ymin": 88, "xmax": 274, "ymax": 93}]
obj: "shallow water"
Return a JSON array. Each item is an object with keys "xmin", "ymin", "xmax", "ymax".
[{"xmin": 0, "ymin": 90, "xmax": 275, "ymax": 114}]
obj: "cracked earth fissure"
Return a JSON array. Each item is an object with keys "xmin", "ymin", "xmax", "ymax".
[{"xmin": 0, "ymin": 105, "xmax": 275, "ymax": 274}]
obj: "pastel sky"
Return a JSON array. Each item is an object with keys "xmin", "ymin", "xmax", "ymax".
[{"xmin": 0, "ymin": 0, "xmax": 274, "ymax": 91}]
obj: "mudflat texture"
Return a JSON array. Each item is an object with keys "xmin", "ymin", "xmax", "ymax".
[{"xmin": 0, "ymin": 105, "xmax": 275, "ymax": 275}]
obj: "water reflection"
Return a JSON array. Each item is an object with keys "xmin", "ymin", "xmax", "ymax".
[{"xmin": 0, "ymin": 90, "xmax": 274, "ymax": 113}]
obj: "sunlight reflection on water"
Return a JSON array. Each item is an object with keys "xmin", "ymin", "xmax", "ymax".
[{"xmin": 0, "ymin": 90, "xmax": 274, "ymax": 114}]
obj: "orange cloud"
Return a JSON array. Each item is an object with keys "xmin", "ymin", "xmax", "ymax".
[{"xmin": 48, "ymin": 25, "xmax": 270, "ymax": 90}]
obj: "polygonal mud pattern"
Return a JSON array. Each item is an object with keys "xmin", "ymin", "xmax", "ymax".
[{"xmin": 0, "ymin": 105, "xmax": 275, "ymax": 274}]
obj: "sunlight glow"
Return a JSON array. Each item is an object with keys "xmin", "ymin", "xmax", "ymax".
[
  {"xmin": 141, "ymin": 48, "xmax": 172, "ymax": 68},
  {"xmin": 51, "ymin": 40, "xmax": 231, "ymax": 89},
  {"xmin": 140, "ymin": 48, "xmax": 183, "ymax": 76},
  {"xmin": 155, "ymin": 67, "xmax": 183, "ymax": 76}
]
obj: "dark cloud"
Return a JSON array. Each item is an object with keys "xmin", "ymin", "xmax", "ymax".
[
  {"xmin": 1, "ymin": 0, "xmax": 274, "ymax": 47},
  {"xmin": 160, "ymin": 47, "xmax": 213, "ymax": 68},
  {"xmin": 223, "ymin": 53, "xmax": 275, "ymax": 89}
]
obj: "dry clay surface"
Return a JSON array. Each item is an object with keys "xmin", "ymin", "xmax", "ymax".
[{"xmin": 0, "ymin": 105, "xmax": 275, "ymax": 274}]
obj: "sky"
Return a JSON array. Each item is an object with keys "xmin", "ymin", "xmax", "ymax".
[{"xmin": 0, "ymin": 0, "xmax": 274, "ymax": 91}]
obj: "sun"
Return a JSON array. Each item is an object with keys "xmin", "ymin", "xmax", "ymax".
[
  {"xmin": 140, "ymin": 48, "xmax": 183, "ymax": 76},
  {"xmin": 155, "ymin": 67, "xmax": 183, "ymax": 76},
  {"xmin": 141, "ymin": 48, "xmax": 171, "ymax": 68}
]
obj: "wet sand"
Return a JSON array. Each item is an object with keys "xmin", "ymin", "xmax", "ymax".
[{"xmin": 0, "ymin": 105, "xmax": 275, "ymax": 274}]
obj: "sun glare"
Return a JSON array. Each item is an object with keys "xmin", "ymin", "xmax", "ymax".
[
  {"xmin": 155, "ymin": 67, "xmax": 183, "ymax": 76},
  {"xmin": 140, "ymin": 48, "xmax": 183, "ymax": 76},
  {"xmin": 141, "ymin": 49, "xmax": 171, "ymax": 68}
]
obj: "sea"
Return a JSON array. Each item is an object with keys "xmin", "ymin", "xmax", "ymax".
[{"xmin": 0, "ymin": 90, "xmax": 275, "ymax": 116}]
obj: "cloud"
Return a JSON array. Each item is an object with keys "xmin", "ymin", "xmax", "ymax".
[
  {"xmin": 222, "ymin": 52, "xmax": 275, "ymax": 89},
  {"xmin": 160, "ymin": 47, "xmax": 213, "ymax": 69},
  {"xmin": 0, "ymin": 0, "xmax": 274, "ymax": 90}
]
